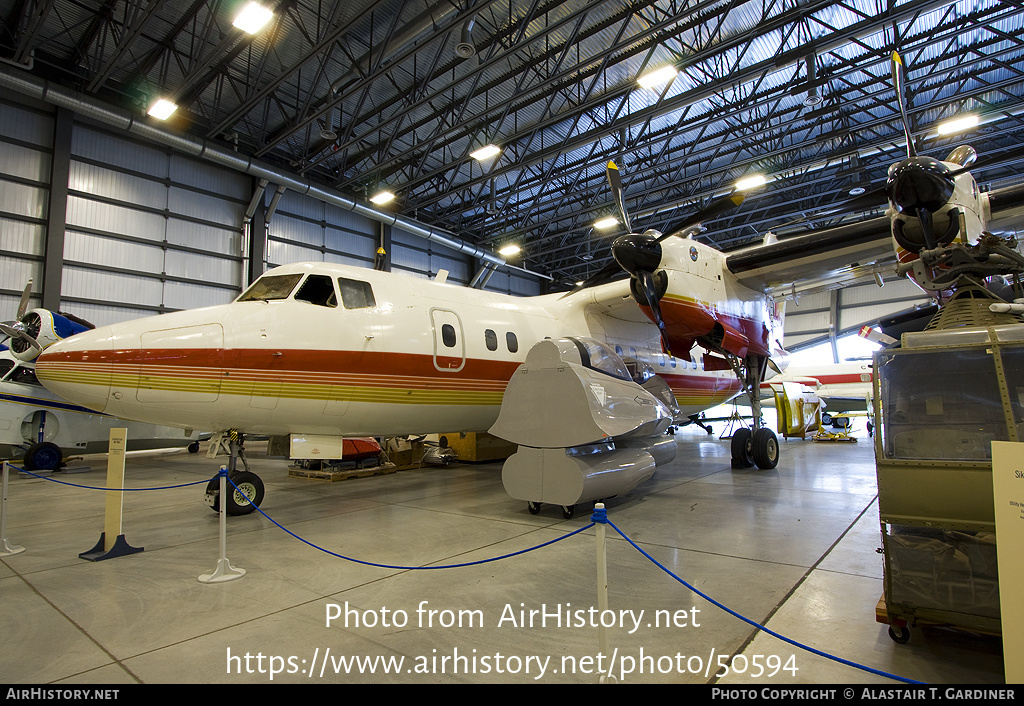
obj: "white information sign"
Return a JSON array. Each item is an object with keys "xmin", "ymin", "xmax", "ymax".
[{"xmin": 992, "ymin": 441, "xmax": 1024, "ymax": 682}]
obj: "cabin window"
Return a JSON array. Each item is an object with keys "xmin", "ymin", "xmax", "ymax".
[
  {"xmin": 484, "ymin": 329, "xmax": 498, "ymax": 351},
  {"xmin": 442, "ymin": 324, "xmax": 457, "ymax": 348},
  {"xmin": 338, "ymin": 278, "xmax": 376, "ymax": 309},
  {"xmin": 237, "ymin": 273, "xmax": 302, "ymax": 302},
  {"xmin": 295, "ymin": 275, "xmax": 338, "ymax": 308},
  {"xmin": 506, "ymin": 332, "xmax": 519, "ymax": 353},
  {"xmin": 0, "ymin": 358, "xmax": 15, "ymax": 380}
]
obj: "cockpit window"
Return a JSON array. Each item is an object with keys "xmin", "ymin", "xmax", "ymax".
[
  {"xmin": 237, "ymin": 274, "xmax": 303, "ymax": 302},
  {"xmin": 295, "ymin": 275, "xmax": 338, "ymax": 308},
  {"xmin": 337, "ymin": 278, "xmax": 376, "ymax": 309},
  {"xmin": 0, "ymin": 357, "xmax": 15, "ymax": 380}
]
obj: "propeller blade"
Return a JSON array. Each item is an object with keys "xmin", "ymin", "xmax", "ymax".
[
  {"xmin": 891, "ymin": 51, "xmax": 916, "ymax": 158},
  {"xmin": 561, "ymin": 258, "xmax": 625, "ymax": 297},
  {"xmin": 0, "ymin": 322, "xmax": 41, "ymax": 357},
  {"xmin": 605, "ymin": 161, "xmax": 632, "ymax": 234},
  {"xmin": 917, "ymin": 207, "xmax": 936, "ymax": 250},
  {"xmin": 16, "ymin": 279, "xmax": 32, "ymax": 319},
  {"xmin": 636, "ymin": 270, "xmax": 669, "ymax": 352},
  {"xmin": 658, "ymin": 192, "xmax": 746, "ymax": 242}
]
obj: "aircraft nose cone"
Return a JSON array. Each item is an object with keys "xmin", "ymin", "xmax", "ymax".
[
  {"xmin": 34, "ymin": 329, "xmax": 114, "ymax": 414},
  {"xmin": 886, "ymin": 156, "xmax": 955, "ymax": 215}
]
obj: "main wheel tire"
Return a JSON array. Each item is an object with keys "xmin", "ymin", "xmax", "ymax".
[
  {"xmin": 730, "ymin": 428, "xmax": 754, "ymax": 468},
  {"xmin": 752, "ymin": 428, "xmax": 780, "ymax": 469},
  {"xmin": 206, "ymin": 471, "xmax": 265, "ymax": 516},
  {"xmin": 23, "ymin": 441, "xmax": 63, "ymax": 471}
]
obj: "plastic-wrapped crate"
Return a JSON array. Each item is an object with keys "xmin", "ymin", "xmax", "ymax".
[{"xmin": 887, "ymin": 526, "xmax": 1000, "ymax": 620}]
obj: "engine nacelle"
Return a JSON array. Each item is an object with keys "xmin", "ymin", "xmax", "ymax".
[{"xmin": 1, "ymin": 309, "xmax": 93, "ymax": 362}]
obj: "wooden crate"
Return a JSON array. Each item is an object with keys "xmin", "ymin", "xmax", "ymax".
[{"xmin": 440, "ymin": 432, "xmax": 517, "ymax": 462}]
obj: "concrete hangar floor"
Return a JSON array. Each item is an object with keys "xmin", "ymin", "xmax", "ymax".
[{"xmin": 0, "ymin": 424, "xmax": 1005, "ymax": 685}]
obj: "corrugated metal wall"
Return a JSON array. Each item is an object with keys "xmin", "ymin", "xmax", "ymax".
[
  {"xmin": 266, "ymin": 190, "xmax": 379, "ymax": 269},
  {"xmin": 0, "ymin": 99, "xmax": 51, "ymax": 317},
  {"xmin": 783, "ymin": 277, "xmax": 932, "ymax": 352},
  {"xmin": 63, "ymin": 122, "xmax": 247, "ymax": 326}
]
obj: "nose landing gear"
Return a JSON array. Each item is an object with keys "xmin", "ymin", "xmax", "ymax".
[{"xmin": 204, "ymin": 432, "xmax": 265, "ymax": 516}]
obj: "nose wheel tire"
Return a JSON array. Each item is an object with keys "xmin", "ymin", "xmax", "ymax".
[
  {"xmin": 206, "ymin": 470, "xmax": 265, "ymax": 516},
  {"xmin": 23, "ymin": 441, "xmax": 63, "ymax": 472}
]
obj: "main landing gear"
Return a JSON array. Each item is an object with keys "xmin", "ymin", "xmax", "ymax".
[
  {"xmin": 204, "ymin": 432, "xmax": 265, "ymax": 516},
  {"xmin": 727, "ymin": 353, "xmax": 780, "ymax": 470}
]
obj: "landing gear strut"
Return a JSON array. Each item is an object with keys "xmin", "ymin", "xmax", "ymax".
[
  {"xmin": 728, "ymin": 354, "xmax": 779, "ymax": 470},
  {"xmin": 205, "ymin": 432, "xmax": 265, "ymax": 516}
]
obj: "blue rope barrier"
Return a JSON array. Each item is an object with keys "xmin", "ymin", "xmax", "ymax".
[
  {"xmin": 226, "ymin": 476, "xmax": 596, "ymax": 570},
  {"xmin": 596, "ymin": 513, "xmax": 921, "ymax": 685},
  {"xmin": 8, "ymin": 464, "xmax": 211, "ymax": 491}
]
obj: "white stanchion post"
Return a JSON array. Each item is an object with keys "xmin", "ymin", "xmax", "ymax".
[
  {"xmin": 594, "ymin": 503, "xmax": 616, "ymax": 683},
  {"xmin": 199, "ymin": 466, "xmax": 245, "ymax": 583},
  {"xmin": 1, "ymin": 462, "xmax": 25, "ymax": 556}
]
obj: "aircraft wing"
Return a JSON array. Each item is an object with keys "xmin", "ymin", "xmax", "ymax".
[
  {"xmin": 725, "ymin": 215, "xmax": 894, "ymax": 296},
  {"xmin": 727, "ymin": 180, "xmax": 1024, "ymax": 298},
  {"xmin": 986, "ymin": 181, "xmax": 1024, "ymax": 236}
]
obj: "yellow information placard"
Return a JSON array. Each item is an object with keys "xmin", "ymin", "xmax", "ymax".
[{"xmin": 992, "ymin": 441, "xmax": 1024, "ymax": 682}]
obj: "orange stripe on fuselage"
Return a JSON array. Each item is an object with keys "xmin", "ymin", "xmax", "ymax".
[{"xmin": 37, "ymin": 347, "xmax": 741, "ymax": 402}]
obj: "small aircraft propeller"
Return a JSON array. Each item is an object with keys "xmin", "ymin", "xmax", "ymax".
[
  {"xmin": 0, "ymin": 280, "xmax": 39, "ymax": 354},
  {"xmin": 884, "ymin": 51, "xmax": 958, "ymax": 251},
  {"xmin": 570, "ymin": 162, "xmax": 745, "ymax": 352},
  {"xmin": 0, "ymin": 279, "xmax": 94, "ymax": 360}
]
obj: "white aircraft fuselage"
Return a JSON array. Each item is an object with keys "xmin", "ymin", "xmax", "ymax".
[{"xmin": 35, "ymin": 242, "xmax": 783, "ymax": 439}]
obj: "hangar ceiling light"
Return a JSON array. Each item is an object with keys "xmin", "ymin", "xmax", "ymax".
[
  {"xmin": 470, "ymin": 144, "xmax": 502, "ymax": 161},
  {"xmin": 937, "ymin": 114, "xmax": 980, "ymax": 135},
  {"xmin": 637, "ymin": 65, "xmax": 679, "ymax": 89},
  {"xmin": 147, "ymin": 98, "xmax": 178, "ymax": 120},
  {"xmin": 736, "ymin": 174, "xmax": 767, "ymax": 191},
  {"xmin": 233, "ymin": 2, "xmax": 274, "ymax": 34}
]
